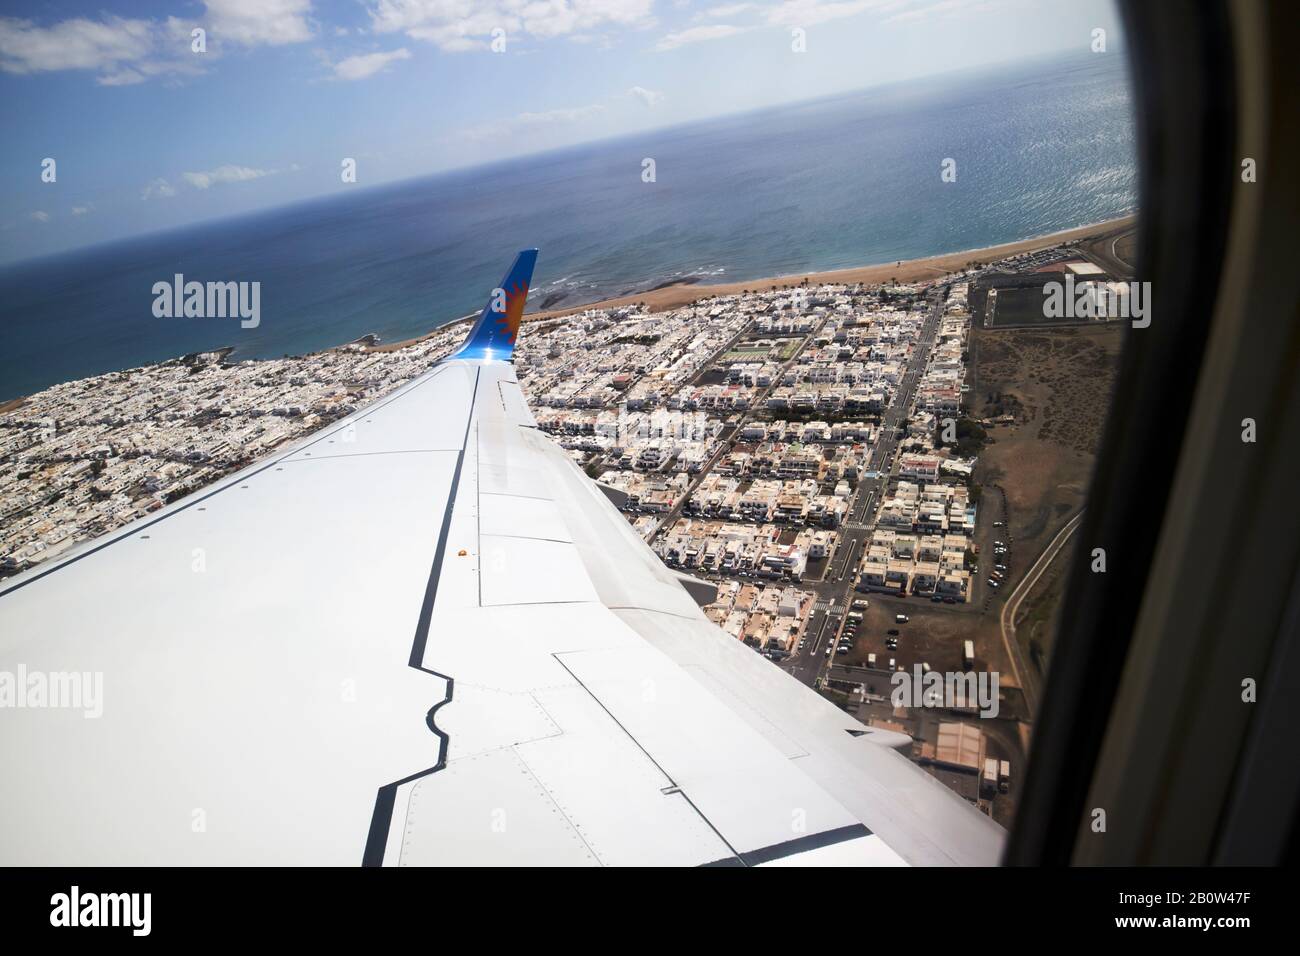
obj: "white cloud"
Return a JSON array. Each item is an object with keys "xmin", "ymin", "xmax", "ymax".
[
  {"xmin": 369, "ymin": 0, "xmax": 654, "ymax": 52},
  {"xmin": 701, "ymin": 3, "xmax": 756, "ymax": 17},
  {"xmin": 627, "ymin": 85, "xmax": 663, "ymax": 106},
  {"xmin": 765, "ymin": 0, "xmax": 900, "ymax": 27},
  {"xmin": 181, "ymin": 165, "xmax": 273, "ymax": 189},
  {"xmin": 141, "ymin": 178, "xmax": 178, "ymax": 200},
  {"xmin": 882, "ymin": 0, "xmax": 995, "ymax": 25},
  {"xmin": 458, "ymin": 102, "xmax": 607, "ymax": 140},
  {"xmin": 0, "ymin": 3, "xmax": 312, "ymax": 85},
  {"xmin": 203, "ymin": 0, "xmax": 313, "ymax": 46},
  {"xmin": 141, "ymin": 162, "xmax": 292, "ymax": 201},
  {"xmin": 332, "ymin": 47, "xmax": 411, "ymax": 80},
  {"xmin": 516, "ymin": 104, "xmax": 607, "ymax": 125},
  {"xmin": 654, "ymin": 23, "xmax": 746, "ymax": 51},
  {"xmin": 98, "ymin": 67, "xmax": 147, "ymax": 86},
  {"xmin": 29, "ymin": 211, "xmax": 50, "ymax": 223},
  {"xmin": 71, "ymin": 206, "xmax": 90, "ymax": 216},
  {"xmin": 0, "ymin": 16, "xmax": 153, "ymax": 73},
  {"xmin": 0, "ymin": 14, "xmax": 203, "ymax": 83}
]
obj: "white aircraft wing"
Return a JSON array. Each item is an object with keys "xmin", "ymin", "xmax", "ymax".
[{"xmin": 0, "ymin": 251, "xmax": 1003, "ymax": 866}]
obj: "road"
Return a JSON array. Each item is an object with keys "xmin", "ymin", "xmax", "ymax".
[
  {"xmin": 648, "ymin": 312, "xmax": 833, "ymax": 542},
  {"xmin": 998, "ymin": 508, "xmax": 1085, "ymax": 716},
  {"xmin": 781, "ymin": 286, "xmax": 949, "ymax": 688},
  {"xmin": 1076, "ymin": 223, "xmax": 1138, "ymax": 281},
  {"xmin": 583, "ymin": 313, "xmax": 757, "ymax": 480}
]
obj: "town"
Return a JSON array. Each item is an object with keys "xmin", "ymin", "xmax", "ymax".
[{"xmin": 0, "ymin": 241, "xmax": 1127, "ymax": 825}]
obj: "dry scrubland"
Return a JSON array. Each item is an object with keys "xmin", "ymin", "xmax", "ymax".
[{"xmin": 969, "ymin": 323, "xmax": 1125, "ymax": 671}]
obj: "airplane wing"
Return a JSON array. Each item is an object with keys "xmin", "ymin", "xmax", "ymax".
[{"xmin": 0, "ymin": 251, "xmax": 1003, "ymax": 866}]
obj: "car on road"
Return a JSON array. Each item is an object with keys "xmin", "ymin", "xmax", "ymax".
[
  {"xmin": 895, "ymin": 614, "xmax": 910, "ymax": 623},
  {"xmin": 887, "ymin": 628, "xmax": 899, "ymax": 636}
]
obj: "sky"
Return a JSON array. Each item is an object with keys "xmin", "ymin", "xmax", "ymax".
[{"xmin": 0, "ymin": 0, "xmax": 1125, "ymax": 264}]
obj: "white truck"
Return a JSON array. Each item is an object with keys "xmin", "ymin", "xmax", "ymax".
[{"xmin": 982, "ymin": 758, "xmax": 999, "ymax": 797}]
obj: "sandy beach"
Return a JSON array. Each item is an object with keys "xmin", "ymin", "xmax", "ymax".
[{"xmin": 374, "ymin": 215, "xmax": 1136, "ymax": 352}]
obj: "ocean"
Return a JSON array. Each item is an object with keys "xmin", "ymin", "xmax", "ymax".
[{"xmin": 0, "ymin": 51, "xmax": 1136, "ymax": 402}]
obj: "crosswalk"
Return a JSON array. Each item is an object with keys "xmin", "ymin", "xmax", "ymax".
[{"xmin": 813, "ymin": 600, "xmax": 846, "ymax": 614}]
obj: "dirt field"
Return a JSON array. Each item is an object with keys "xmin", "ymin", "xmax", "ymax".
[
  {"xmin": 839, "ymin": 595, "xmax": 1031, "ymax": 719},
  {"xmin": 968, "ymin": 322, "xmax": 1125, "ymax": 670}
]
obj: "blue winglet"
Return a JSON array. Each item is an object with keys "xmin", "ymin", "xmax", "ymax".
[{"xmin": 454, "ymin": 249, "xmax": 539, "ymax": 361}]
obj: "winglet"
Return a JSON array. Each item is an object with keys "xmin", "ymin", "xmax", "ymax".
[{"xmin": 454, "ymin": 249, "xmax": 538, "ymax": 361}]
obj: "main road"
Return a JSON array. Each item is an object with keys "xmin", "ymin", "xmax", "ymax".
[{"xmin": 784, "ymin": 286, "xmax": 950, "ymax": 688}]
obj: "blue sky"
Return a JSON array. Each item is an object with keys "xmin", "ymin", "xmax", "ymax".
[{"xmin": 0, "ymin": 0, "xmax": 1124, "ymax": 264}]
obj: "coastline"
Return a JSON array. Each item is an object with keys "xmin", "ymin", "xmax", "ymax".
[
  {"xmin": 374, "ymin": 215, "xmax": 1136, "ymax": 352},
  {"xmin": 0, "ymin": 215, "xmax": 1138, "ymax": 397}
]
